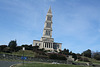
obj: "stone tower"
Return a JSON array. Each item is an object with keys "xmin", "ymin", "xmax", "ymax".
[
  {"xmin": 40, "ymin": 7, "xmax": 54, "ymax": 42},
  {"xmin": 33, "ymin": 7, "xmax": 62, "ymax": 52},
  {"xmin": 42, "ymin": 7, "xmax": 52, "ymax": 38}
]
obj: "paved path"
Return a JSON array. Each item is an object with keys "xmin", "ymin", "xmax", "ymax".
[{"xmin": 0, "ymin": 61, "xmax": 20, "ymax": 67}]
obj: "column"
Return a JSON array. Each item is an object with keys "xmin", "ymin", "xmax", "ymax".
[
  {"xmin": 51, "ymin": 43, "xmax": 52, "ymax": 48},
  {"xmin": 50, "ymin": 43, "xmax": 52, "ymax": 48},
  {"xmin": 52, "ymin": 43, "xmax": 53, "ymax": 48},
  {"xmin": 43, "ymin": 42, "xmax": 44, "ymax": 48},
  {"xmin": 46, "ymin": 43, "xmax": 47, "ymax": 48}
]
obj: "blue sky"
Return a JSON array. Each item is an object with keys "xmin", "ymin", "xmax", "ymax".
[{"xmin": 0, "ymin": 0, "xmax": 100, "ymax": 53}]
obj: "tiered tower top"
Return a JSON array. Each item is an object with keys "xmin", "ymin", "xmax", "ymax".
[
  {"xmin": 42, "ymin": 7, "xmax": 53, "ymax": 38},
  {"xmin": 40, "ymin": 7, "xmax": 54, "ymax": 42}
]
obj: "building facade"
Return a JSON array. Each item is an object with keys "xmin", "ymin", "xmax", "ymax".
[{"xmin": 33, "ymin": 7, "xmax": 62, "ymax": 52}]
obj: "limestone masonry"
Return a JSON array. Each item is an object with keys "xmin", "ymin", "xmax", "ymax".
[{"xmin": 33, "ymin": 7, "xmax": 62, "ymax": 52}]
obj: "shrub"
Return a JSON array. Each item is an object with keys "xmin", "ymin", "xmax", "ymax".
[
  {"xmin": 78, "ymin": 57, "xmax": 90, "ymax": 62},
  {"xmin": 49, "ymin": 53, "xmax": 67, "ymax": 60}
]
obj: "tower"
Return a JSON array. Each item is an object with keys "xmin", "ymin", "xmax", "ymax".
[
  {"xmin": 33, "ymin": 7, "xmax": 62, "ymax": 52},
  {"xmin": 40, "ymin": 7, "xmax": 54, "ymax": 42},
  {"xmin": 42, "ymin": 7, "xmax": 52, "ymax": 38}
]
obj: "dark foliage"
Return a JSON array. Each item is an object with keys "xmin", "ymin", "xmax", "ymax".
[
  {"xmin": 72, "ymin": 53, "xmax": 77, "ymax": 60},
  {"xmin": 35, "ymin": 55, "xmax": 48, "ymax": 59},
  {"xmin": 92, "ymin": 52, "xmax": 100, "ymax": 60},
  {"xmin": 78, "ymin": 57, "xmax": 90, "ymax": 62},
  {"xmin": 15, "ymin": 46, "xmax": 22, "ymax": 52},
  {"xmin": 33, "ymin": 46, "xmax": 39, "ymax": 51},
  {"xmin": 0, "ymin": 45, "xmax": 7, "ymax": 52},
  {"xmin": 60, "ymin": 48, "xmax": 69, "ymax": 55},
  {"xmin": 21, "ymin": 44, "xmax": 33, "ymax": 50},
  {"xmin": 8, "ymin": 40, "xmax": 17, "ymax": 52},
  {"xmin": 82, "ymin": 49, "xmax": 91, "ymax": 58},
  {"xmin": 49, "ymin": 53, "xmax": 67, "ymax": 60}
]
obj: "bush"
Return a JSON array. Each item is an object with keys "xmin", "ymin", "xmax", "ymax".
[
  {"xmin": 0, "ymin": 45, "xmax": 7, "ymax": 52},
  {"xmin": 93, "ymin": 52, "xmax": 100, "ymax": 60},
  {"xmin": 78, "ymin": 57, "xmax": 90, "ymax": 62},
  {"xmin": 94, "ymin": 55, "xmax": 100, "ymax": 60},
  {"xmin": 3, "ymin": 47, "xmax": 11, "ymax": 53},
  {"xmin": 49, "ymin": 53, "xmax": 67, "ymax": 60},
  {"xmin": 35, "ymin": 55, "xmax": 48, "ymax": 59}
]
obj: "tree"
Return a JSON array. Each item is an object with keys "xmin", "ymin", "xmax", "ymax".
[
  {"xmin": 49, "ymin": 53, "xmax": 66, "ymax": 60},
  {"xmin": 8, "ymin": 40, "xmax": 17, "ymax": 52},
  {"xmin": 92, "ymin": 51, "xmax": 100, "ymax": 60},
  {"xmin": 3, "ymin": 47, "xmax": 11, "ymax": 53},
  {"xmin": 21, "ymin": 44, "xmax": 33, "ymax": 50},
  {"xmin": 69, "ymin": 51, "xmax": 72, "ymax": 55},
  {"xmin": 15, "ymin": 46, "xmax": 22, "ymax": 52},
  {"xmin": 82, "ymin": 49, "xmax": 91, "ymax": 58},
  {"xmin": 33, "ymin": 46, "xmax": 39, "ymax": 51},
  {"xmin": 66, "ymin": 49, "xmax": 69, "ymax": 55},
  {"xmin": 0, "ymin": 45, "xmax": 7, "ymax": 52},
  {"xmin": 72, "ymin": 53, "xmax": 77, "ymax": 60},
  {"xmin": 60, "ymin": 48, "xmax": 69, "ymax": 55}
]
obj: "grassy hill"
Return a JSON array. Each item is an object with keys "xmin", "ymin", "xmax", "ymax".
[
  {"xmin": 14, "ymin": 63, "xmax": 89, "ymax": 67},
  {"xmin": 76, "ymin": 56, "xmax": 100, "ymax": 64},
  {"xmin": 88, "ymin": 58, "xmax": 100, "ymax": 64},
  {"xmin": 12, "ymin": 50, "xmax": 36, "ymax": 57},
  {"xmin": 0, "ymin": 50, "xmax": 36, "ymax": 57},
  {"xmin": 0, "ymin": 50, "xmax": 100, "ymax": 65}
]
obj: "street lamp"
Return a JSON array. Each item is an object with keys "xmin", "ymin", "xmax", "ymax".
[{"xmin": 23, "ymin": 47, "xmax": 25, "ymax": 66}]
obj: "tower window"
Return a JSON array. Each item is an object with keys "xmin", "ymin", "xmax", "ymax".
[
  {"xmin": 46, "ymin": 23, "xmax": 51, "ymax": 28},
  {"xmin": 45, "ymin": 30, "xmax": 50, "ymax": 35},
  {"xmin": 47, "ymin": 16, "xmax": 51, "ymax": 21}
]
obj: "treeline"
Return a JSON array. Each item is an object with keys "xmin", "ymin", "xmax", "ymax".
[
  {"xmin": 0, "ymin": 40, "xmax": 33, "ymax": 53},
  {"xmin": 82, "ymin": 49, "xmax": 100, "ymax": 60},
  {"xmin": 0, "ymin": 40, "xmax": 100, "ymax": 61}
]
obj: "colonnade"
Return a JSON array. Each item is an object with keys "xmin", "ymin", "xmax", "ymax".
[{"xmin": 43, "ymin": 42, "xmax": 53, "ymax": 48}]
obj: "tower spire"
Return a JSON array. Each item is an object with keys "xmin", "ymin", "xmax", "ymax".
[
  {"xmin": 41, "ymin": 7, "xmax": 53, "ymax": 39},
  {"xmin": 48, "ymin": 6, "xmax": 52, "ymax": 13}
]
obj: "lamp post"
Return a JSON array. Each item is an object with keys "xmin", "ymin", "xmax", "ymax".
[
  {"xmin": 83, "ymin": 53, "xmax": 84, "ymax": 62},
  {"xmin": 23, "ymin": 47, "xmax": 25, "ymax": 66}
]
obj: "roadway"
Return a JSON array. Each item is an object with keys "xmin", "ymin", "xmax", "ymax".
[{"xmin": 0, "ymin": 61, "xmax": 20, "ymax": 67}]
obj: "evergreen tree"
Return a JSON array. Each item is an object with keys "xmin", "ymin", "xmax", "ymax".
[
  {"xmin": 8, "ymin": 40, "xmax": 17, "ymax": 52},
  {"xmin": 82, "ymin": 49, "xmax": 91, "ymax": 58}
]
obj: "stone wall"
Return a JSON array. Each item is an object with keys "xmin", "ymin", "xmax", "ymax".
[{"xmin": 0, "ymin": 54, "xmax": 100, "ymax": 67}]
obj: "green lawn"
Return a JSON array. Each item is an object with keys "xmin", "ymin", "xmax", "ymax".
[
  {"xmin": 12, "ymin": 50, "xmax": 36, "ymax": 57},
  {"xmin": 14, "ymin": 63, "xmax": 89, "ymax": 67},
  {"xmin": 88, "ymin": 58, "xmax": 100, "ymax": 64},
  {"xmin": 0, "ymin": 50, "xmax": 36, "ymax": 57},
  {"xmin": 80, "ymin": 56, "xmax": 100, "ymax": 64}
]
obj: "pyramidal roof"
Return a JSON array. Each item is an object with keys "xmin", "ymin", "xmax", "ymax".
[{"xmin": 48, "ymin": 6, "xmax": 52, "ymax": 13}]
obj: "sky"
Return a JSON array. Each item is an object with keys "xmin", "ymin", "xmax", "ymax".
[{"xmin": 0, "ymin": 0, "xmax": 100, "ymax": 53}]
